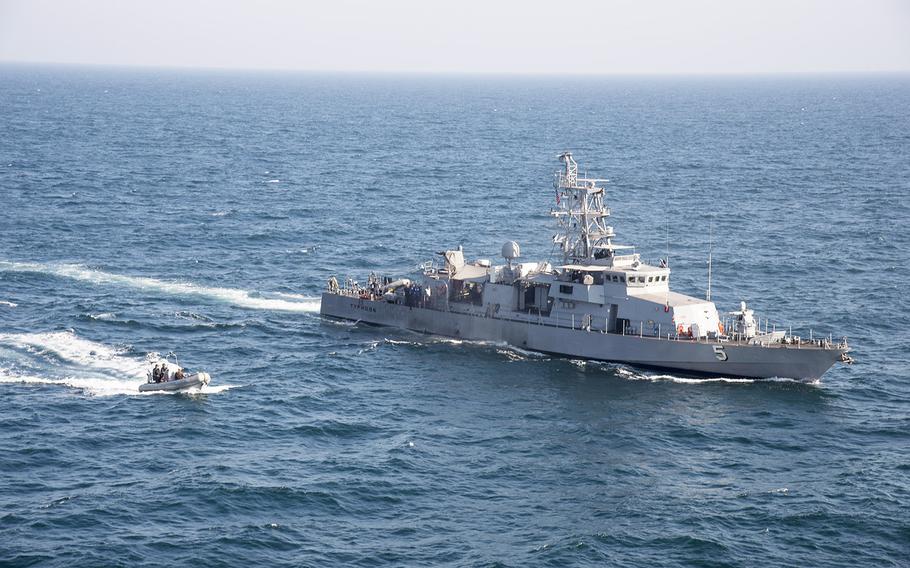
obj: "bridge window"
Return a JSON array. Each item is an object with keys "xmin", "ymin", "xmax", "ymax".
[{"xmin": 559, "ymin": 284, "xmax": 573, "ymax": 295}]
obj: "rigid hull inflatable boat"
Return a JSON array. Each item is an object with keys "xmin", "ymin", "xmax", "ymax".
[{"xmin": 139, "ymin": 353, "xmax": 211, "ymax": 392}]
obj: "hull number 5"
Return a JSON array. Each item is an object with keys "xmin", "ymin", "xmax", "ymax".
[{"xmin": 713, "ymin": 345, "xmax": 728, "ymax": 362}]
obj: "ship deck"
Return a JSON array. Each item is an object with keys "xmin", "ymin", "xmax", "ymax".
[{"xmin": 326, "ymin": 291, "xmax": 843, "ymax": 353}]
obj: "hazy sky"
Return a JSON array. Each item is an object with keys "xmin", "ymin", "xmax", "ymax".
[{"xmin": 1, "ymin": 0, "xmax": 908, "ymax": 74}]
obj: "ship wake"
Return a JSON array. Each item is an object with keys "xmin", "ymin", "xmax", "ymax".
[
  {"xmin": 382, "ymin": 336, "xmax": 551, "ymax": 362},
  {"xmin": 0, "ymin": 261, "xmax": 321, "ymax": 313},
  {"xmin": 590, "ymin": 362, "xmax": 813, "ymax": 385}
]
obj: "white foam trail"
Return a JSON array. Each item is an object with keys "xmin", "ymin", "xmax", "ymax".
[
  {"xmin": 430, "ymin": 338, "xmax": 465, "ymax": 346},
  {"xmin": 496, "ymin": 348, "xmax": 526, "ymax": 362},
  {"xmin": 0, "ymin": 261, "xmax": 321, "ymax": 313},
  {"xmin": 384, "ymin": 337, "xmax": 548, "ymax": 361},
  {"xmin": 0, "ymin": 371, "xmax": 239, "ymax": 396},
  {"xmin": 384, "ymin": 338, "xmax": 417, "ymax": 346},
  {"xmin": 284, "ymin": 247, "xmax": 317, "ymax": 254},
  {"xmin": 200, "ymin": 384, "xmax": 239, "ymax": 394},
  {"xmin": 0, "ymin": 331, "xmax": 146, "ymax": 396},
  {"xmin": 357, "ymin": 341, "xmax": 379, "ymax": 355},
  {"xmin": 88, "ymin": 312, "xmax": 117, "ymax": 321},
  {"xmin": 0, "ymin": 331, "xmax": 234, "ymax": 397},
  {"xmin": 592, "ymin": 361, "xmax": 814, "ymax": 384},
  {"xmin": 500, "ymin": 345, "xmax": 548, "ymax": 359},
  {"xmin": 612, "ymin": 365, "xmax": 756, "ymax": 384},
  {"xmin": 0, "ymin": 300, "xmax": 16, "ymax": 307},
  {"xmin": 384, "ymin": 337, "xmax": 494, "ymax": 348},
  {"xmin": 272, "ymin": 291, "xmax": 316, "ymax": 301},
  {"xmin": 0, "ymin": 371, "xmax": 145, "ymax": 396},
  {"xmin": 0, "ymin": 331, "xmax": 143, "ymax": 377},
  {"xmin": 650, "ymin": 375, "xmax": 756, "ymax": 384}
]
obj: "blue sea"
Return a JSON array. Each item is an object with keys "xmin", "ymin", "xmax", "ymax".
[{"xmin": 1, "ymin": 65, "xmax": 908, "ymax": 567}]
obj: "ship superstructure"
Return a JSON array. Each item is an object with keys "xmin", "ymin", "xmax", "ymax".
[{"xmin": 321, "ymin": 153, "xmax": 851, "ymax": 381}]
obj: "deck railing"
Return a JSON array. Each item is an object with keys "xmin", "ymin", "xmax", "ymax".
[{"xmin": 328, "ymin": 276, "xmax": 846, "ymax": 350}]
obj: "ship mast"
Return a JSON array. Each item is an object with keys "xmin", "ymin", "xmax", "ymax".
[{"xmin": 551, "ymin": 152, "xmax": 617, "ymax": 265}]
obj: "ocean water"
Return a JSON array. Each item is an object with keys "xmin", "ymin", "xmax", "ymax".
[{"xmin": 1, "ymin": 65, "xmax": 908, "ymax": 567}]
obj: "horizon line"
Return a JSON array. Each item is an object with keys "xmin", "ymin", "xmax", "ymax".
[{"xmin": 2, "ymin": 59, "xmax": 909, "ymax": 78}]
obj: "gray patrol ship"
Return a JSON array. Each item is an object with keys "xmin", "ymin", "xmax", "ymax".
[{"xmin": 321, "ymin": 153, "xmax": 852, "ymax": 381}]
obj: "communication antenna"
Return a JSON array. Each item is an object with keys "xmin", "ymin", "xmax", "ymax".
[
  {"xmin": 665, "ymin": 216, "xmax": 671, "ymax": 307},
  {"xmin": 706, "ymin": 217, "xmax": 713, "ymax": 301}
]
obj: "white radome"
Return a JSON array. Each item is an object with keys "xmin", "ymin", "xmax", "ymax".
[{"xmin": 501, "ymin": 241, "xmax": 520, "ymax": 260}]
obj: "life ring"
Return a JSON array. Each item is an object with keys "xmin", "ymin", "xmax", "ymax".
[{"xmin": 677, "ymin": 324, "xmax": 684, "ymax": 335}]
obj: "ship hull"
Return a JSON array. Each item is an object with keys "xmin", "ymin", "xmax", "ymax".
[{"xmin": 321, "ymin": 294, "xmax": 843, "ymax": 381}]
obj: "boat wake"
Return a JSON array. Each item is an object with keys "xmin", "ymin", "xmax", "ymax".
[
  {"xmin": 0, "ymin": 261, "xmax": 321, "ymax": 313},
  {"xmin": 611, "ymin": 365, "xmax": 757, "ymax": 384},
  {"xmin": 584, "ymin": 361, "xmax": 813, "ymax": 385},
  {"xmin": 382, "ymin": 336, "xmax": 550, "ymax": 362},
  {"xmin": 0, "ymin": 331, "xmax": 236, "ymax": 396},
  {"xmin": 198, "ymin": 384, "xmax": 238, "ymax": 394}
]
